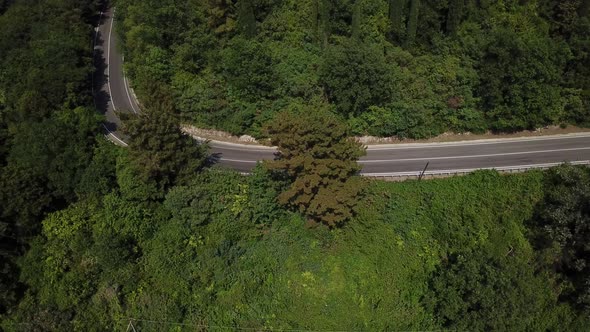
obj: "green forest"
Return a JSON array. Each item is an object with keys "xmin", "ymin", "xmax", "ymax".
[
  {"xmin": 116, "ymin": 0, "xmax": 590, "ymax": 138},
  {"xmin": 1, "ymin": 0, "xmax": 590, "ymax": 331}
]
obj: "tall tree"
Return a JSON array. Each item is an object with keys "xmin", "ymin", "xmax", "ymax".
[
  {"xmin": 320, "ymin": 40, "xmax": 395, "ymax": 116},
  {"xmin": 405, "ymin": 0, "xmax": 420, "ymax": 47},
  {"xmin": 352, "ymin": 0, "xmax": 361, "ymax": 40},
  {"xmin": 580, "ymin": 0, "xmax": 590, "ymax": 17},
  {"xmin": 0, "ymin": 0, "xmax": 13, "ymax": 15},
  {"xmin": 237, "ymin": 0, "xmax": 256, "ymax": 38},
  {"xmin": 388, "ymin": 0, "xmax": 405, "ymax": 43},
  {"xmin": 533, "ymin": 165, "xmax": 590, "ymax": 312},
  {"xmin": 425, "ymin": 249, "xmax": 573, "ymax": 330},
  {"xmin": 221, "ymin": 37, "xmax": 277, "ymax": 101},
  {"xmin": 312, "ymin": 0, "xmax": 320, "ymax": 42},
  {"xmin": 205, "ymin": 0, "xmax": 237, "ymax": 37},
  {"xmin": 122, "ymin": 84, "xmax": 209, "ymax": 194},
  {"xmin": 446, "ymin": 0, "xmax": 464, "ymax": 35},
  {"xmin": 319, "ymin": 0, "xmax": 331, "ymax": 48},
  {"xmin": 264, "ymin": 109, "xmax": 366, "ymax": 227},
  {"xmin": 477, "ymin": 27, "xmax": 567, "ymax": 131}
]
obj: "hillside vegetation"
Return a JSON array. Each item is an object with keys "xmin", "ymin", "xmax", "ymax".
[
  {"xmin": 116, "ymin": 0, "xmax": 590, "ymax": 138},
  {"xmin": 4, "ymin": 158, "xmax": 590, "ymax": 330},
  {"xmin": 1, "ymin": 1, "xmax": 590, "ymax": 330}
]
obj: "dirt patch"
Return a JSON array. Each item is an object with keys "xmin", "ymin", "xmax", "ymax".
[
  {"xmin": 357, "ymin": 126, "xmax": 590, "ymax": 145},
  {"xmin": 183, "ymin": 124, "xmax": 590, "ymax": 146},
  {"xmin": 181, "ymin": 125, "xmax": 272, "ymax": 146}
]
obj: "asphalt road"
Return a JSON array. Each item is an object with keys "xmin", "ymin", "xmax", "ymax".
[
  {"xmin": 93, "ymin": 7, "xmax": 139, "ymax": 145},
  {"xmin": 94, "ymin": 6, "xmax": 590, "ymax": 176}
]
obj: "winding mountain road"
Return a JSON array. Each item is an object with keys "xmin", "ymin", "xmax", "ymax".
[{"xmin": 93, "ymin": 6, "xmax": 590, "ymax": 176}]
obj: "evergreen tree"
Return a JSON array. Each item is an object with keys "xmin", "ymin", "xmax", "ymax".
[
  {"xmin": 319, "ymin": 0, "xmax": 331, "ymax": 48},
  {"xmin": 312, "ymin": 0, "xmax": 320, "ymax": 42},
  {"xmin": 0, "ymin": 0, "xmax": 13, "ymax": 15},
  {"xmin": 389, "ymin": 0, "xmax": 405, "ymax": 43},
  {"xmin": 405, "ymin": 0, "xmax": 420, "ymax": 47},
  {"xmin": 264, "ymin": 109, "xmax": 366, "ymax": 227},
  {"xmin": 237, "ymin": 0, "xmax": 256, "ymax": 38},
  {"xmin": 580, "ymin": 0, "xmax": 590, "ymax": 17},
  {"xmin": 320, "ymin": 40, "xmax": 395, "ymax": 116},
  {"xmin": 352, "ymin": 0, "xmax": 361, "ymax": 40},
  {"xmin": 122, "ymin": 84, "xmax": 209, "ymax": 194},
  {"xmin": 533, "ymin": 165, "xmax": 590, "ymax": 312},
  {"xmin": 446, "ymin": 0, "xmax": 464, "ymax": 35}
]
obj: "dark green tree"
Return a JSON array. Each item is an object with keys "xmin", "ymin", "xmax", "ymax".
[
  {"xmin": 446, "ymin": 0, "xmax": 464, "ymax": 35},
  {"xmin": 319, "ymin": 0, "xmax": 331, "ymax": 47},
  {"xmin": 579, "ymin": 0, "xmax": 590, "ymax": 17},
  {"xmin": 0, "ymin": 218, "xmax": 19, "ymax": 315},
  {"xmin": 0, "ymin": 0, "xmax": 101, "ymax": 316},
  {"xmin": 533, "ymin": 165, "xmax": 590, "ymax": 312},
  {"xmin": 205, "ymin": 0, "xmax": 236, "ymax": 37},
  {"xmin": 123, "ymin": 84, "xmax": 209, "ymax": 194},
  {"xmin": 320, "ymin": 40, "xmax": 395, "ymax": 115},
  {"xmin": 559, "ymin": 5, "xmax": 590, "ymax": 125},
  {"xmin": 477, "ymin": 28, "xmax": 568, "ymax": 131},
  {"xmin": 237, "ymin": 0, "xmax": 256, "ymax": 38},
  {"xmin": 388, "ymin": 0, "xmax": 405, "ymax": 43},
  {"xmin": 220, "ymin": 37, "xmax": 277, "ymax": 101},
  {"xmin": 425, "ymin": 249, "xmax": 573, "ymax": 330},
  {"xmin": 351, "ymin": 0, "xmax": 361, "ymax": 40},
  {"xmin": 0, "ymin": 0, "xmax": 13, "ymax": 15},
  {"xmin": 405, "ymin": 0, "xmax": 420, "ymax": 47},
  {"xmin": 264, "ymin": 109, "xmax": 366, "ymax": 227}
]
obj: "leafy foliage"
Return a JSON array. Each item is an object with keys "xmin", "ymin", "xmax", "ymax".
[
  {"xmin": 3, "ymin": 0, "xmax": 590, "ymax": 330},
  {"xmin": 117, "ymin": 0, "xmax": 590, "ymax": 139},
  {"xmin": 320, "ymin": 39, "xmax": 395, "ymax": 116},
  {"xmin": 0, "ymin": 0, "xmax": 101, "ymax": 315},
  {"xmin": 220, "ymin": 37, "xmax": 277, "ymax": 101},
  {"xmin": 264, "ymin": 109, "xmax": 366, "ymax": 227},
  {"xmin": 122, "ymin": 84, "xmax": 209, "ymax": 196},
  {"xmin": 532, "ymin": 165, "xmax": 590, "ymax": 313},
  {"xmin": 7, "ymin": 166, "xmax": 590, "ymax": 330},
  {"xmin": 477, "ymin": 25, "xmax": 570, "ymax": 131},
  {"xmin": 426, "ymin": 249, "xmax": 571, "ymax": 330}
]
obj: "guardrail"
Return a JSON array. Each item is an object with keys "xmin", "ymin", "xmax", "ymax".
[{"xmin": 362, "ymin": 160, "xmax": 590, "ymax": 180}]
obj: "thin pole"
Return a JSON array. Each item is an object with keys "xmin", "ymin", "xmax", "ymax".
[{"xmin": 418, "ymin": 161, "xmax": 430, "ymax": 180}]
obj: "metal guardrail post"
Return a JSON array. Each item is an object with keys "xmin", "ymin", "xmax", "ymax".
[{"xmin": 418, "ymin": 162, "xmax": 430, "ymax": 181}]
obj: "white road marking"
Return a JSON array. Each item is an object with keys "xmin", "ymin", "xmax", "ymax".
[
  {"xmin": 92, "ymin": 8, "xmax": 127, "ymax": 146},
  {"xmin": 219, "ymin": 158, "xmax": 259, "ymax": 164},
  {"xmin": 361, "ymin": 146, "xmax": 590, "ymax": 163},
  {"xmin": 122, "ymin": 55, "xmax": 140, "ymax": 114},
  {"xmin": 190, "ymin": 131, "xmax": 590, "ymax": 152},
  {"xmin": 102, "ymin": 124, "xmax": 128, "ymax": 146},
  {"xmin": 219, "ymin": 146, "xmax": 590, "ymax": 165},
  {"xmin": 367, "ymin": 132, "xmax": 590, "ymax": 150},
  {"xmin": 210, "ymin": 144, "xmax": 277, "ymax": 152},
  {"xmin": 107, "ymin": 8, "xmax": 116, "ymax": 111}
]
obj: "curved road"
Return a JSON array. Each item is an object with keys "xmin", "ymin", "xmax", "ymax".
[{"xmin": 93, "ymin": 6, "xmax": 590, "ymax": 176}]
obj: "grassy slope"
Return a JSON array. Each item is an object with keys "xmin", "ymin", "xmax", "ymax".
[{"xmin": 208, "ymin": 170, "xmax": 545, "ymax": 329}]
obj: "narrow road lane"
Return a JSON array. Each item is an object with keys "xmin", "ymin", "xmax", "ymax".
[{"xmin": 94, "ymin": 6, "xmax": 590, "ymax": 176}]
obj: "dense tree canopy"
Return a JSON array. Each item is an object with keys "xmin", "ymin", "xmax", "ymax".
[
  {"xmin": 116, "ymin": 0, "xmax": 589, "ymax": 138},
  {"xmin": 532, "ymin": 165, "xmax": 590, "ymax": 313},
  {"xmin": 321, "ymin": 39, "xmax": 395, "ymax": 116},
  {"xmin": 4, "ymin": 163, "xmax": 590, "ymax": 330},
  {"xmin": 0, "ymin": 0, "xmax": 101, "ymax": 316},
  {"xmin": 2, "ymin": 0, "xmax": 590, "ymax": 330}
]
